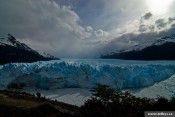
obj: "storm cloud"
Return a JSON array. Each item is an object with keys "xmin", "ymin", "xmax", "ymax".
[
  {"xmin": 142, "ymin": 12, "xmax": 153, "ymax": 20},
  {"xmin": 155, "ymin": 19, "xmax": 167, "ymax": 29},
  {"xmin": 0, "ymin": 0, "xmax": 106, "ymax": 57},
  {"xmin": 0, "ymin": 0, "xmax": 175, "ymax": 58},
  {"xmin": 101, "ymin": 12, "xmax": 175, "ymax": 54}
]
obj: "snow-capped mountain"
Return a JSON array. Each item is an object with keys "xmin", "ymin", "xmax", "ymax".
[
  {"xmin": 0, "ymin": 34, "xmax": 59, "ymax": 65},
  {"xmin": 0, "ymin": 34, "xmax": 35, "ymax": 51},
  {"xmin": 37, "ymin": 50, "xmax": 58, "ymax": 59},
  {"xmin": 101, "ymin": 34, "xmax": 175, "ymax": 60}
]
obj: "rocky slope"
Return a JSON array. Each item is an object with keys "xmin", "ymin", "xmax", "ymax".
[
  {"xmin": 0, "ymin": 34, "xmax": 59, "ymax": 65},
  {"xmin": 101, "ymin": 34, "xmax": 175, "ymax": 60}
]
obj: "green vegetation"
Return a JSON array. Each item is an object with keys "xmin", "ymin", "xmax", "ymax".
[
  {"xmin": 0, "ymin": 90, "xmax": 80, "ymax": 117},
  {"xmin": 1, "ymin": 85, "xmax": 175, "ymax": 117},
  {"xmin": 81, "ymin": 84, "xmax": 175, "ymax": 117}
]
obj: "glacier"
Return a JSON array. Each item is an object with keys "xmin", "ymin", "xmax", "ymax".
[
  {"xmin": 132, "ymin": 74, "xmax": 175, "ymax": 99},
  {"xmin": 0, "ymin": 59, "xmax": 175, "ymax": 90}
]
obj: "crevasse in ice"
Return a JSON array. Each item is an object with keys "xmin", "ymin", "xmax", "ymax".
[{"xmin": 0, "ymin": 59, "xmax": 175, "ymax": 90}]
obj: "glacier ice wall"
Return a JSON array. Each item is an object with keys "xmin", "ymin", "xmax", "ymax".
[{"xmin": 0, "ymin": 59, "xmax": 175, "ymax": 90}]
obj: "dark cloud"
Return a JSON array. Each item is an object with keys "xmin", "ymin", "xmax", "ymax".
[
  {"xmin": 149, "ymin": 25, "xmax": 155, "ymax": 31},
  {"xmin": 155, "ymin": 19, "xmax": 167, "ymax": 29},
  {"xmin": 0, "ymin": 0, "xmax": 102, "ymax": 58},
  {"xmin": 101, "ymin": 32, "xmax": 158, "ymax": 54},
  {"xmin": 139, "ymin": 12, "xmax": 153, "ymax": 32},
  {"xmin": 139, "ymin": 25, "xmax": 155, "ymax": 33},
  {"xmin": 139, "ymin": 25, "xmax": 147, "ymax": 32},
  {"xmin": 102, "ymin": 26, "xmax": 175, "ymax": 54},
  {"xmin": 0, "ymin": 0, "xmax": 175, "ymax": 57},
  {"xmin": 171, "ymin": 23, "xmax": 175, "ymax": 28},
  {"xmin": 102, "ymin": 15, "xmax": 175, "ymax": 54},
  {"xmin": 142, "ymin": 12, "xmax": 153, "ymax": 20},
  {"xmin": 169, "ymin": 17, "xmax": 175, "ymax": 23}
]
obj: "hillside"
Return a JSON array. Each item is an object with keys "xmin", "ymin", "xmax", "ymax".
[
  {"xmin": 0, "ymin": 90, "xmax": 79, "ymax": 117},
  {"xmin": 0, "ymin": 34, "xmax": 59, "ymax": 65},
  {"xmin": 101, "ymin": 34, "xmax": 175, "ymax": 60}
]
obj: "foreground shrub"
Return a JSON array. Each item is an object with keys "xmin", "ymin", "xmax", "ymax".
[{"xmin": 81, "ymin": 84, "xmax": 175, "ymax": 117}]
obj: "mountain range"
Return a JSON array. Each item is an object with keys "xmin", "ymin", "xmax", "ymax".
[
  {"xmin": 101, "ymin": 34, "xmax": 175, "ymax": 60},
  {"xmin": 0, "ymin": 34, "xmax": 59, "ymax": 65}
]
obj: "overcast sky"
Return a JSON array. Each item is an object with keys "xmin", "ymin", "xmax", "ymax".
[{"xmin": 0, "ymin": 0, "xmax": 175, "ymax": 58}]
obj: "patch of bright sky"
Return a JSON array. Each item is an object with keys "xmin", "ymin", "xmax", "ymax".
[{"xmin": 55, "ymin": 0, "xmax": 175, "ymax": 32}]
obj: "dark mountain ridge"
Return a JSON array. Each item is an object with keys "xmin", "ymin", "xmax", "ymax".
[
  {"xmin": 101, "ymin": 34, "xmax": 175, "ymax": 60},
  {"xmin": 0, "ymin": 34, "xmax": 59, "ymax": 65}
]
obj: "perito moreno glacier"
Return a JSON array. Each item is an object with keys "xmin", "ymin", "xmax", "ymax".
[{"xmin": 0, "ymin": 59, "xmax": 175, "ymax": 90}]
